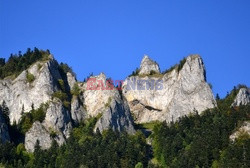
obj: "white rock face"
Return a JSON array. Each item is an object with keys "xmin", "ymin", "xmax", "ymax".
[
  {"xmin": 139, "ymin": 55, "xmax": 160, "ymax": 75},
  {"xmin": 71, "ymin": 96, "xmax": 86, "ymax": 125},
  {"xmin": 25, "ymin": 121, "xmax": 52, "ymax": 152},
  {"xmin": 231, "ymin": 88, "xmax": 250, "ymax": 107},
  {"xmin": 25, "ymin": 99, "xmax": 73, "ymax": 152},
  {"xmin": 0, "ymin": 55, "xmax": 136, "ymax": 151},
  {"xmin": 43, "ymin": 99, "xmax": 72, "ymax": 140},
  {"xmin": 0, "ymin": 109, "xmax": 10, "ymax": 143},
  {"xmin": 123, "ymin": 55, "xmax": 217, "ymax": 123},
  {"xmin": 230, "ymin": 121, "xmax": 250, "ymax": 141},
  {"xmin": 66, "ymin": 72, "xmax": 77, "ymax": 90},
  {"xmin": 0, "ymin": 58, "xmax": 62, "ymax": 124},
  {"xmin": 94, "ymin": 94, "xmax": 135, "ymax": 134},
  {"xmin": 81, "ymin": 73, "xmax": 135, "ymax": 134}
]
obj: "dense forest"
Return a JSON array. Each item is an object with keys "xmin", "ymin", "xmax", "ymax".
[
  {"xmin": 0, "ymin": 48, "xmax": 51, "ymax": 79},
  {"xmin": 0, "ymin": 50, "xmax": 250, "ymax": 167},
  {"xmin": 151, "ymin": 89, "xmax": 250, "ymax": 167}
]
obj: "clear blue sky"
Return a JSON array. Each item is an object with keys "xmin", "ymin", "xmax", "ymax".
[{"xmin": 1, "ymin": 0, "xmax": 250, "ymax": 98}]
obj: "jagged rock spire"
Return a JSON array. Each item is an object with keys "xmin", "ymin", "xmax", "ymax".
[
  {"xmin": 139, "ymin": 55, "xmax": 160, "ymax": 75},
  {"xmin": 231, "ymin": 87, "xmax": 250, "ymax": 107}
]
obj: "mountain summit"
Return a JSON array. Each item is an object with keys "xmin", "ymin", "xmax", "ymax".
[{"xmin": 139, "ymin": 55, "xmax": 160, "ymax": 75}]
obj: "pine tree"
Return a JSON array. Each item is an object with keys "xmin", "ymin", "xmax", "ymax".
[
  {"xmin": 1, "ymin": 101, "xmax": 10, "ymax": 126},
  {"xmin": 216, "ymin": 93, "xmax": 220, "ymax": 100}
]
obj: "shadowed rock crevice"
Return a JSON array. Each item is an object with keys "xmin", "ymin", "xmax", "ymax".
[{"xmin": 131, "ymin": 99, "xmax": 162, "ymax": 112}]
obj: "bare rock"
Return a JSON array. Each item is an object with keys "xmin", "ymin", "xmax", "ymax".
[
  {"xmin": 81, "ymin": 73, "xmax": 135, "ymax": 134},
  {"xmin": 94, "ymin": 95, "xmax": 135, "ymax": 134},
  {"xmin": 0, "ymin": 57, "xmax": 62, "ymax": 124},
  {"xmin": 66, "ymin": 72, "xmax": 77, "ymax": 90},
  {"xmin": 139, "ymin": 55, "xmax": 160, "ymax": 75},
  {"xmin": 25, "ymin": 121, "xmax": 52, "ymax": 152},
  {"xmin": 123, "ymin": 55, "xmax": 217, "ymax": 123},
  {"xmin": 71, "ymin": 96, "xmax": 86, "ymax": 125},
  {"xmin": 43, "ymin": 99, "xmax": 72, "ymax": 140},
  {"xmin": 25, "ymin": 99, "xmax": 73, "ymax": 152},
  {"xmin": 231, "ymin": 88, "xmax": 250, "ymax": 107}
]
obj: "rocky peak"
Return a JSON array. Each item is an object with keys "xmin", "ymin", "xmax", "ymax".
[
  {"xmin": 184, "ymin": 54, "xmax": 206, "ymax": 81},
  {"xmin": 123, "ymin": 54, "xmax": 216, "ymax": 123},
  {"xmin": 139, "ymin": 55, "xmax": 160, "ymax": 75},
  {"xmin": 231, "ymin": 87, "xmax": 250, "ymax": 107}
]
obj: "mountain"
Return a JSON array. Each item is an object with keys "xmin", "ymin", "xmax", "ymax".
[
  {"xmin": 122, "ymin": 55, "xmax": 217, "ymax": 123},
  {"xmin": 0, "ymin": 49, "xmax": 250, "ymax": 167},
  {"xmin": 0, "ymin": 50, "xmax": 135, "ymax": 152},
  {"xmin": 0, "ymin": 50, "xmax": 233, "ymax": 151}
]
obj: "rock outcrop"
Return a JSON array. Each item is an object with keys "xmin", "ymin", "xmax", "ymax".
[
  {"xmin": 66, "ymin": 72, "xmax": 77, "ymax": 90},
  {"xmin": 81, "ymin": 73, "xmax": 135, "ymax": 134},
  {"xmin": 139, "ymin": 55, "xmax": 160, "ymax": 75},
  {"xmin": 0, "ymin": 109, "xmax": 10, "ymax": 143},
  {"xmin": 25, "ymin": 99, "xmax": 73, "ymax": 152},
  {"xmin": 230, "ymin": 121, "xmax": 250, "ymax": 141},
  {"xmin": 0, "ymin": 57, "xmax": 62, "ymax": 124},
  {"xmin": 231, "ymin": 88, "xmax": 250, "ymax": 107},
  {"xmin": 123, "ymin": 55, "xmax": 217, "ymax": 123},
  {"xmin": 0, "ymin": 54, "xmax": 137, "ymax": 151},
  {"xmin": 70, "ymin": 96, "xmax": 86, "ymax": 125},
  {"xmin": 25, "ymin": 121, "xmax": 52, "ymax": 152},
  {"xmin": 94, "ymin": 93, "xmax": 135, "ymax": 134}
]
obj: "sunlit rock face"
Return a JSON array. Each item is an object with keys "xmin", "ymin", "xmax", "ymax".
[
  {"xmin": 0, "ymin": 55, "xmax": 136, "ymax": 152},
  {"xmin": 25, "ymin": 98, "xmax": 73, "ymax": 152},
  {"xmin": 0, "ymin": 57, "xmax": 62, "ymax": 124},
  {"xmin": 123, "ymin": 55, "xmax": 217, "ymax": 123},
  {"xmin": 25, "ymin": 121, "xmax": 52, "ymax": 152},
  {"xmin": 231, "ymin": 88, "xmax": 250, "ymax": 107},
  {"xmin": 80, "ymin": 73, "xmax": 135, "ymax": 134},
  {"xmin": 138, "ymin": 55, "xmax": 160, "ymax": 75},
  {"xmin": 230, "ymin": 121, "xmax": 250, "ymax": 141}
]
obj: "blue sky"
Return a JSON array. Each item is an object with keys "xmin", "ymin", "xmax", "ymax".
[{"xmin": 1, "ymin": 0, "xmax": 250, "ymax": 98}]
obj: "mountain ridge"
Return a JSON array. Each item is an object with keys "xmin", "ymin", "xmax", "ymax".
[{"xmin": 0, "ymin": 48, "xmax": 248, "ymax": 153}]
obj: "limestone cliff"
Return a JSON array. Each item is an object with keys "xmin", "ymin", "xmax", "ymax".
[
  {"xmin": 0, "ymin": 53, "xmax": 221, "ymax": 152},
  {"xmin": 122, "ymin": 55, "xmax": 217, "ymax": 123},
  {"xmin": 0, "ymin": 56, "xmax": 62, "ymax": 124},
  {"xmin": 231, "ymin": 87, "xmax": 250, "ymax": 107},
  {"xmin": 0, "ymin": 54, "xmax": 137, "ymax": 151},
  {"xmin": 139, "ymin": 55, "xmax": 160, "ymax": 75},
  {"xmin": 24, "ymin": 98, "xmax": 73, "ymax": 152},
  {"xmin": 80, "ymin": 73, "xmax": 135, "ymax": 134}
]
